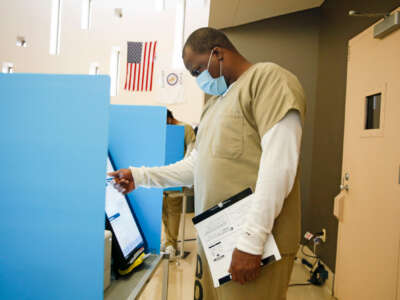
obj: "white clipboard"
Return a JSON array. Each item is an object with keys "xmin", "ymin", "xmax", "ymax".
[{"xmin": 192, "ymin": 188, "xmax": 281, "ymax": 287}]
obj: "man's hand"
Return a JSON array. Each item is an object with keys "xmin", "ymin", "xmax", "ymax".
[
  {"xmin": 108, "ymin": 168, "xmax": 135, "ymax": 194},
  {"xmin": 228, "ymin": 248, "xmax": 262, "ymax": 285}
]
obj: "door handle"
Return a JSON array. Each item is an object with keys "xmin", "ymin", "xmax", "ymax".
[{"xmin": 334, "ymin": 190, "xmax": 346, "ymax": 222}]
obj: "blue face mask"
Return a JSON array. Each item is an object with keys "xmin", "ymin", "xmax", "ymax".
[{"xmin": 196, "ymin": 49, "xmax": 228, "ymax": 96}]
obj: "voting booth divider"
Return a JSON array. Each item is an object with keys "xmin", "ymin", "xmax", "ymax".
[
  {"xmin": 108, "ymin": 105, "xmax": 184, "ymax": 255},
  {"xmin": 0, "ymin": 74, "xmax": 110, "ymax": 300},
  {"xmin": 0, "ymin": 74, "xmax": 184, "ymax": 300},
  {"xmin": 165, "ymin": 124, "xmax": 185, "ymax": 192}
]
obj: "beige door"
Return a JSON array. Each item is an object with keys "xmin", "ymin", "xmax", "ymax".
[{"xmin": 333, "ymin": 9, "xmax": 400, "ymax": 300}]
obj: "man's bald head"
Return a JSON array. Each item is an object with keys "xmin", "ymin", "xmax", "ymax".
[
  {"xmin": 182, "ymin": 27, "xmax": 251, "ymax": 87},
  {"xmin": 182, "ymin": 27, "xmax": 237, "ymax": 57}
]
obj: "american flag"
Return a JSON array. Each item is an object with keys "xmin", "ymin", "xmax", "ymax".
[{"xmin": 124, "ymin": 41, "xmax": 157, "ymax": 92}]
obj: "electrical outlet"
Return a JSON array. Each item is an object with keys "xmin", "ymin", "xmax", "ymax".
[{"xmin": 321, "ymin": 228, "xmax": 327, "ymax": 243}]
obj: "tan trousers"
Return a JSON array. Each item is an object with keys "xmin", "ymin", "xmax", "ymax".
[
  {"xmin": 194, "ymin": 243, "xmax": 296, "ymax": 300},
  {"xmin": 162, "ymin": 193, "xmax": 183, "ymax": 249}
]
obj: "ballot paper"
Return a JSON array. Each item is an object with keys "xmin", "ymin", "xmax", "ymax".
[{"xmin": 192, "ymin": 188, "xmax": 281, "ymax": 288}]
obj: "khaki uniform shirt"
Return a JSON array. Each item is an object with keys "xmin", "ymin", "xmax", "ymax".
[{"xmin": 194, "ymin": 63, "xmax": 306, "ymax": 254}]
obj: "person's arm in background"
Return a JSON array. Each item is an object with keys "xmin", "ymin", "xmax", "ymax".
[
  {"xmin": 229, "ymin": 110, "xmax": 302, "ymax": 284},
  {"xmin": 109, "ymin": 148, "xmax": 197, "ymax": 194},
  {"xmin": 183, "ymin": 124, "xmax": 196, "ymax": 158}
]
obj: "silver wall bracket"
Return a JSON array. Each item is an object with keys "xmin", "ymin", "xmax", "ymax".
[{"xmin": 374, "ymin": 11, "xmax": 400, "ymax": 39}]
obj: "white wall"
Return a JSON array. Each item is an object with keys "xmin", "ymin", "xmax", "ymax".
[{"xmin": 0, "ymin": 0, "xmax": 210, "ymax": 124}]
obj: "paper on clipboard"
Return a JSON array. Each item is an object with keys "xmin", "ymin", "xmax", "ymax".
[{"xmin": 192, "ymin": 188, "xmax": 281, "ymax": 288}]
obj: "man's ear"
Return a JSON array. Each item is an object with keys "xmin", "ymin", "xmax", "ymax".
[{"xmin": 213, "ymin": 47, "xmax": 224, "ymax": 61}]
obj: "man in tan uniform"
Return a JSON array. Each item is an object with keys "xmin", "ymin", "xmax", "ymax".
[
  {"xmin": 163, "ymin": 109, "xmax": 196, "ymax": 259},
  {"xmin": 111, "ymin": 27, "xmax": 306, "ymax": 300}
]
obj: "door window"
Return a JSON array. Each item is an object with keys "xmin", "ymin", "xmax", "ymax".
[{"xmin": 365, "ymin": 93, "xmax": 382, "ymax": 130}]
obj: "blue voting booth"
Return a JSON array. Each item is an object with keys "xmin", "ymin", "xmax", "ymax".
[
  {"xmin": 165, "ymin": 124, "xmax": 185, "ymax": 191},
  {"xmin": 0, "ymin": 74, "xmax": 110, "ymax": 300},
  {"xmin": 108, "ymin": 106, "xmax": 184, "ymax": 254},
  {"xmin": 0, "ymin": 74, "xmax": 184, "ymax": 300}
]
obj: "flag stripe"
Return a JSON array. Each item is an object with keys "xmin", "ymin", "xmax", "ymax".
[
  {"xmin": 140, "ymin": 44, "xmax": 144, "ymax": 92},
  {"xmin": 127, "ymin": 63, "xmax": 131, "ymax": 91},
  {"xmin": 139, "ymin": 45, "xmax": 144, "ymax": 91},
  {"xmin": 132, "ymin": 64, "xmax": 137, "ymax": 91},
  {"xmin": 124, "ymin": 63, "xmax": 129, "ymax": 90},
  {"xmin": 136, "ymin": 63, "xmax": 139, "ymax": 91},
  {"xmin": 143, "ymin": 42, "xmax": 147, "ymax": 91},
  {"xmin": 144, "ymin": 42, "xmax": 149, "ymax": 91},
  {"xmin": 146, "ymin": 42, "xmax": 153, "ymax": 91},
  {"xmin": 141, "ymin": 42, "xmax": 147, "ymax": 91},
  {"xmin": 127, "ymin": 63, "xmax": 132, "ymax": 91},
  {"xmin": 150, "ymin": 41, "xmax": 157, "ymax": 91},
  {"xmin": 146, "ymin": 42, "xmax": 150, "ymax": 90},
  {"xmin": 130, "ymin": 64, "xmax": 133, "ymax": 91},
  {"xmin": 136, "ymin": 64, "xmax": 142, "ymax": 91}
]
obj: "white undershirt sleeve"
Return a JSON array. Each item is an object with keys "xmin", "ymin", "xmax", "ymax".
[
  {"xmin": 236, "ymin": 110, "xmax": 302, "ymax": 255},
  {"xmin": 130, "ymin": 148, "xmax": 197, "ymax": 189}
]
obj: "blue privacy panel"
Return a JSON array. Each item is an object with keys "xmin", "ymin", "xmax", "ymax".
[
  {"xmin": 0, "ymin": 74, "xmax": 110, "ymax": 300},
  {"xmin": 108, "ymin": 105, "xmax": 167, "ymax": 254},
  {"xmin": 164, "ymin": 125, "xmax": 184, "ymax": 192}
]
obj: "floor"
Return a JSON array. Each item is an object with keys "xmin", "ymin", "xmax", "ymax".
[{"xmin": 138, "ymin": 213, "xmax": 336, "ymax": 300}]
